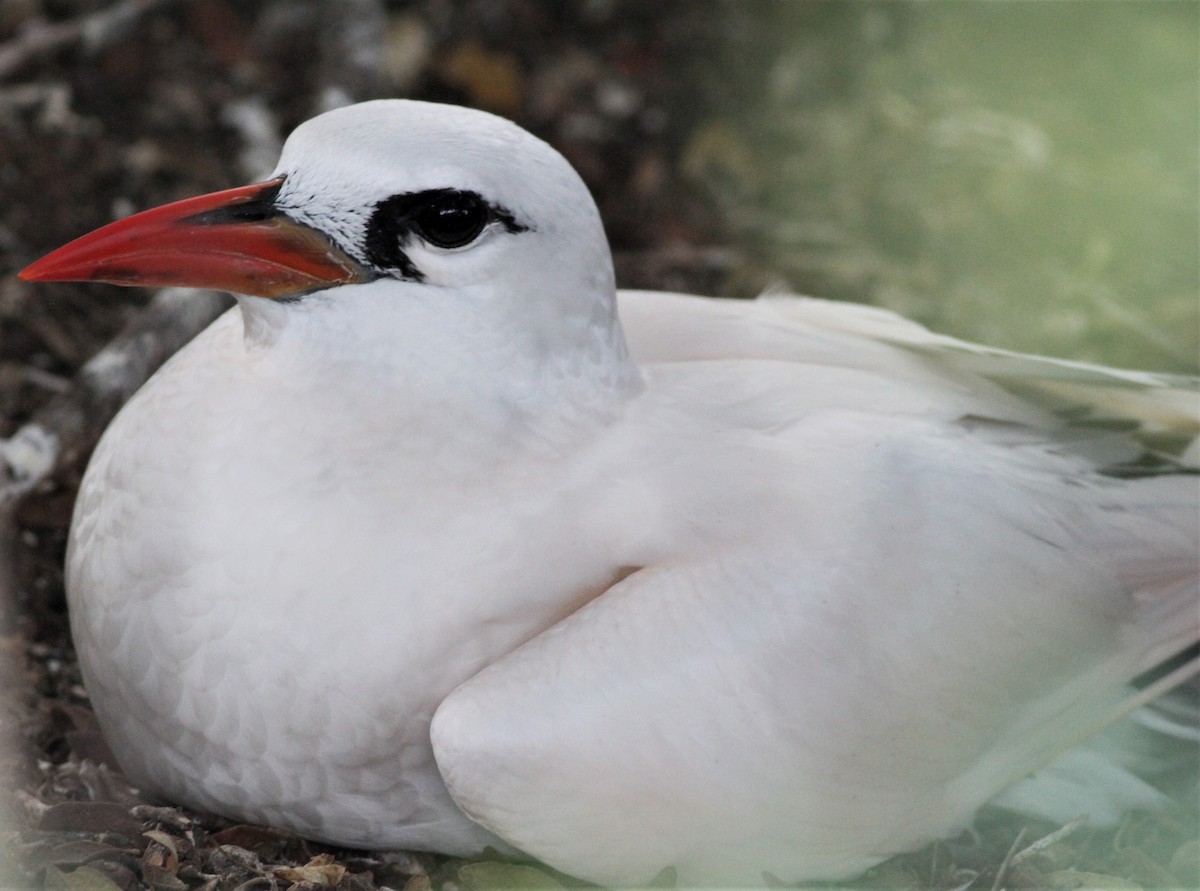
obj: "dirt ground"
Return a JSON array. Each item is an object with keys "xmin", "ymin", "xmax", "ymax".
[{"xmin": 0, "ymin": 2, "xmax": 1196, "ymax": 889}]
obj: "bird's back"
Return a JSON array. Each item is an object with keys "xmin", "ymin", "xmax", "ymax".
[{"xmin": 431, "ymin": 291, "xmax": 1200, "ymax": 885}]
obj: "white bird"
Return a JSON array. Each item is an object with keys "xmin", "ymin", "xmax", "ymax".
[{"xmin": 20, "ymin": 99, "xmax": 1200, "ymax": 887}]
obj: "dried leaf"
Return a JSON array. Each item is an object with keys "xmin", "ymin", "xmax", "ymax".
[
  {"xmin": 209, "ymin": 823, "xmax": 304, "ymax": 860},
  {"xmin": 142, "ymin": 830, "xmax": 179, "ymax": 863},
  {"xmin": 207, "ymin": 843, "xmax": 264, "ymax": 875},
  {"xmin": 274, "ymin": 852, "xmax": 346, "ymax": 887},
  {"xmin": 141, "ymin": 830, "xmax": 184, "ymax": 890}
]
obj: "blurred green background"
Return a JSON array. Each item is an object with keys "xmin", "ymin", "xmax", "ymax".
[{"xmin": 687, "ymin": 1, "xmax": 1199, "ymax": 373}]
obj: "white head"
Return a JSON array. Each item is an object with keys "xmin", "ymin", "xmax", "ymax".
[
  {"xmin": 266, "ymin": 102, "xmax": 632, "ymax": 395},
  {"xmin": 24, "ymin": 100, "xmax": 641, "ymax": 426},
  {"xmin": 275, "ymin": 101, "xmax": 613, "ymax": 296}
]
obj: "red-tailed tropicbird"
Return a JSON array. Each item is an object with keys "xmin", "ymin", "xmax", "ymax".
[{"xmin": 20, "ymin": 99, "xmax": 1200, "ymax": 886}]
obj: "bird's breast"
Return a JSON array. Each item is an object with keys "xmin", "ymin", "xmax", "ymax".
[{"xmin": 63, "ymin": 316, "xmax": 639, "ymax": 846}]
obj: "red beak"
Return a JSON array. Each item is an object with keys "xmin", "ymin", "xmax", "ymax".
[{"xmin": 19, "ymin": 176, "xmax": 369, "ymax": 299}]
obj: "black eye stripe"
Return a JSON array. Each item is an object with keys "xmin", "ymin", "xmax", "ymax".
[{"xmin": 363, "ymin": 189, "xmax": 529, "ymax": 280}]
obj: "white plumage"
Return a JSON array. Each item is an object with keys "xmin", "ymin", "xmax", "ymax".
[{"xmin": 26, "ymin": 100, "xmax": 1198, "ymax": 886}]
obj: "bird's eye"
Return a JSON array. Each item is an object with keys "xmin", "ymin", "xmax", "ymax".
[{"xmin": 412, "ymin": 191, "xmax": 490, "ymax": 249}]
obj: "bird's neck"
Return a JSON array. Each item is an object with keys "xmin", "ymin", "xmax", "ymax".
[{"xmin": 235, "ymin": 282, "xmax": 642, "ymax": 461}]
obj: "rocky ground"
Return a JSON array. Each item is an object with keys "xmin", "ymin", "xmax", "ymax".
[{"xmin": 0, "ymin": 2, "xmax": 1196, "ymax": 889}]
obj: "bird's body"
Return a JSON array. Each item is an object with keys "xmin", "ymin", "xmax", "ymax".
[{"xmin": 23, "ymin": 100, "xmax": 1199, "ymax": 886}]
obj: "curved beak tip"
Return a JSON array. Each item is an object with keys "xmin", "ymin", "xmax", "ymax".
[{"xmin": 18, "ymin": 255, "xmax": 67, "ymax": 283}]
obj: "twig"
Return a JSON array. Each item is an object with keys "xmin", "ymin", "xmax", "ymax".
[
  {"xmin": 1009, "ymin": 815, "xmax": 1089, "ymax": 868},
  {"xmin": 0, "ymin": 288, "xmax": 230, "ymax": 631},
  {"xmin": 0, "ymin": 0, "xmax": 180, "ymax": 82},
  {"xmin": 0, "ymin": 288, "xmax": 233, "ymax": 511},
  {"xmin": 989, "ymin": 826, "xmax": 1026, "ymax": 891}
]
